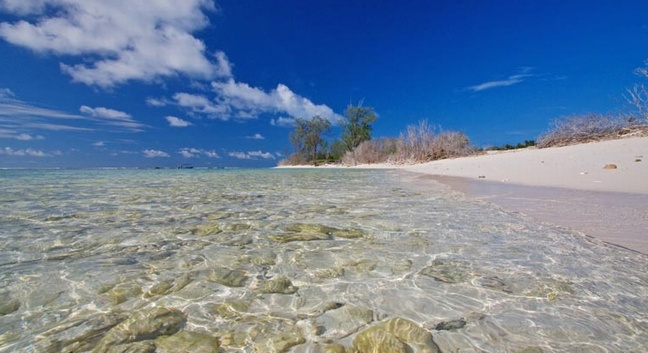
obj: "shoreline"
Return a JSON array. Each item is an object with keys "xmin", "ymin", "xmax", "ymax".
[
  {"xmin": 405, "ymin": 173, "xmax": 648, "ymax": 255},
  {"xmin": 277, "ymin": 136, "xmax": 648, "ymax": 254}
]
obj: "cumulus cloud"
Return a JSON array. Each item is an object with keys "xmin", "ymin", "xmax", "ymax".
[
  {"xmin": 142, "ymin": 149, "xmax": 170, "ymax": 158},
  {"xmin": 0, "ymin": 0, "xmax": 230, "ymax": 87},
  {"xmin": 166, "ymin": 116, "xmax": 192, "ymax": 127},
  {"xmin": 0, "ymin": 146, "xmax": 52, "ymax": 157},
  {"xmin": 212, "ymin": 79, "xmax": 344, "ymax": 123},
  {"xmin": 148, "ymin": 80, "xmax": 344, "ymax": 124},
  {"xmin": 228, "ymin": 150, "xmax": 275, "ymax": 160},
  {"xmin": 146, "ymin": 97, "xmax": 168, "ymax": 107},
  {"xmin": 173, "ymin": 92, "xmax": 228, "ymax": 117},
  {"xmin": 178, "ymin": 147, "xmax": 219, "ymax": 158},
  {"xmin": 79, "ymin": 105, "xmax": 146, "ymax": 131},
  {"xmin": 246, "ymin": 133, "xmax": 264, "ymax": 140}
]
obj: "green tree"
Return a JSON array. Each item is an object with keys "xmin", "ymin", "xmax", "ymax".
[
  {"xmin": 289, "ymin": 116, "xmax": 331, "ymax": 163},
  {"xmin": 342, "ymin": 104, "xmax": 377, "ymax": 151},
  {"xmin": 328, "ymin": 139, "xmax": 348, "ymax": 161}
]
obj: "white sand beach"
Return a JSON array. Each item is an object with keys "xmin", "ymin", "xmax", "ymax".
[{"xmin": 403, "ymin": 136, "xmax": 648, "ymax": 194}]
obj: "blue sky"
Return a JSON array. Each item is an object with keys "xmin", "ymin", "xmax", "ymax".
[{"xmin": 1, "ymin": 0, "xmax": 647, "ymax": 168}]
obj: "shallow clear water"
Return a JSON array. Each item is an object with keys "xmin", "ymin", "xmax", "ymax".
[{"xmin": 0, "ymin": 169, "xmax": 646, "ymax": 352}]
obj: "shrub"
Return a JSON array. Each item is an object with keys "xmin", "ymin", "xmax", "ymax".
[
  {"xmin": 536, "ymin": 114, "xmax": 643, "ymax": 148},
  {"xmin": 387, "ymin": 120, "xmax": 474, "ymax": 164},
  {"xmin": 277, "ymin": 153, "xmax": 310, "ymax": 166},
  {"xmin": 340, "ymin": 138, "xmax": 397, "ymax": 165}
]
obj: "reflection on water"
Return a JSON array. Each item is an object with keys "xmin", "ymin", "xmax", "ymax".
[{"xmin": 0, "ymin": 169, "xmax": 646, "ymax": 352}]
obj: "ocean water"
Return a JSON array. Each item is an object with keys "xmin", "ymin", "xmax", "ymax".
[{"xmin": 0, "ymin": 168, "xmax": 646, "ymax": 352}]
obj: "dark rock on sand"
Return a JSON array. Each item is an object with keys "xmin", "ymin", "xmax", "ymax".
[{"xmin": 434, "ymin": 318, "xmax": 466, "ymax": 331}]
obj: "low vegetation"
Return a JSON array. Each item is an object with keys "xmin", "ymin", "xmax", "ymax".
[
  {"xmin": 341, "ymin": 120, "xmax": 474, "ymax": 165},
  {"xmin": 487, "ymin": 140, "xmax": 536, "ymax": 151},
  {"xmin": 537, "ymin": 114, "xmax": 647, "ymax": 148}
]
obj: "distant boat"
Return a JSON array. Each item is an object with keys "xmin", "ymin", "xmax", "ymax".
[{"xmin": 177, "ymin": 164, "xmax": 194, "ymax": 169}]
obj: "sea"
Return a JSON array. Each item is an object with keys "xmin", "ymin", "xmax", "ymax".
[{"xmin": 0, "ymin": 168, "xmax": 646, "ymax": 352}]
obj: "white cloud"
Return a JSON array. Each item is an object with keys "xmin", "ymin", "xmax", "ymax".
[
  {"xmin": 80, "ymin": 106, "xmax": 130, "ymax": 120},
  {"xmin": 0, "ymin": 91, "xmax": 97, "ymax": 135},
  {"xmin": 246, "ymin": 133, "xmax": 265, "ymax": 140},
  {"xmin": 212, "ymin": 79, "xmax": 344, "ymax": 123},
  {"xmin": 15, "ymin": 133, "xmax": 44, "ymax": 140},
  {"xmin": 178, "ymin": 147, "xmax": 219, "ymax": 158},
  {"xmin": 142, "ymin": 149, "xmax": 170, "ymax": 158},
  {"xmin": 0, "ymin": 146, "xmax": 52, "ymax": 157},
  {"xmin": 146, "ymin": 97, "xmax": 168, "ymax": 107},
  {"xmin": 228, "ymin": 150, "xmax": 275, "ymax": 160},
  {"xmin": 270, "ymin": 117, "xmax": 296, "ymax": 127},
  {"xmin": 79, "ymin": 105, "xmax": 146, "ymax": 131},
  {"xmin": 468, "ymin": 68, "xmax": 534, "ymax": 92},
  {"xmin": 0, "ymin": 0, "xmax": 230, "ymax": 87},
  {"xmin": 166, "ymin": 116, "xmax": 192, "ymax": 127},
  {"xmin": 0, "ymin": 88, "xmax": 15, "ymax": 98},
  {"xmin": 92, "ymin": 141, "xmax": 105, "ymax": 147},
  {"xmin": 173, "ymin": 92, "xmax": 229, "ymax": 118}
]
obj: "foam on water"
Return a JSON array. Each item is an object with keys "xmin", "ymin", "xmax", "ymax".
[{"xmin": 0, "ymin": 168, "xmax": 646, "ymax": 352}]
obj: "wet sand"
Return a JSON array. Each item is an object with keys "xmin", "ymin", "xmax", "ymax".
[{"xmin": 409, "ymin": 173, "xmax": 648, "ymax": 255}]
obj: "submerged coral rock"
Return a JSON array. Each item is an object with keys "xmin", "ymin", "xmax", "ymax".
[
  {"xmin": 316, "ymin": 304, "xmax": 374, "ymax": 340},
  {"xmin": 269, "ymin": 233, "xmax": 330, "ymax": 243},
  {"xmin": 518, "ymin": 347, "xmax": 545, "ymax": 353},
  {"xmin": 145, "ymin": 273, "xmax": 192, "ymax": 297},
  {"xmin": 253, "ymin": 326, "xmax": 305, "ymax": 353},
  {"xmin": 284, "ymin": 223, "xmax": 337, "ymax": 234},
  {"xmin": 145, "ymin": 280, "xmax": 173, "ymax": 297},
  {"xmin": 259, "ymin": 277, "xmax": 298, "ymax": 294},
  {"xmin": 282, "ymin": 223, "xmax": 365, "ymax": 240},
  {"xmin": 206, "ymin": 267, "xmax": 249, "ymax": 287},
  {"xmin": 210, "ymin": 300, "xmax": 251, "ymax": 320},
  {"xmin": 332, "ymin": 228, "xmax": 365, "ymax": 239},
  {"xmin": 104, "ymin": 341, "xmax": 156, "ymax": 353},
  {"xmin": 419, "ymin": 259, "xmax": 472, "ymax": 284},
  {"xmin": 92, "ymin": 307, "xmax": 186, "ymax": 353},
  {"xmin": 108, "ymin": 283, "xmax": 143, "ymax": 305},
  {"xmin": 319, "ymin": 343, "xmax": 348, "ymax": 353},
  {"xmin": 525, "ymin": 278, "xmax": 575, "ymax": 300},
  {"xmin": 154, "ymin": 330, "xmax": 220, "ymax": 353},
  {"xmin": 34, "ymin": 311, "xmax": 129, "ymax": 353},
  {"xmin": 0, "ymin": 297, "xmax": 20, "ymax": 316},
  {"xmin": 353, "ymin": 317, "xmax": 440, "ymax": 353},
  {"xmin": 354, "ymin": 328, "xmax": 407, "ymax": 353},
  {"xmin": 473, "ymin": 276, "xmax": 511, "ymax": 293},
  {"xmin": 191, "ymin": 224, "xmax": 222, "ymax": 236}
]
